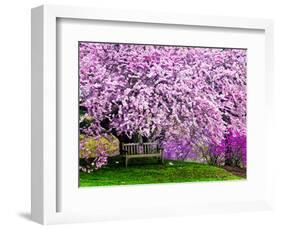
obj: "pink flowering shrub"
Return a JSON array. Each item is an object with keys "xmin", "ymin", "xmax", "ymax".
[
  {"xmin": 79, "ymin": 42, "xmax": 247, "ymax": 168},
  {"xmin": 199, "ymin": 129, "xmax": 246, "ymax": 167},
  {"xmin": 224, "ymin": 129, "xmax": 247, "ymax": 168},
  {"xmin": 201, "ymin": 141, "xmax": 226, "ymax": 166},
  {"xmin": 80, "ymin": 141, "xmax": 109, "ymax": 172}
]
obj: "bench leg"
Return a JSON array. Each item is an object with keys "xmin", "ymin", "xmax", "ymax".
[{"xmin": 125, "ymin": 157, "xmax": 128, "ymax": 168}]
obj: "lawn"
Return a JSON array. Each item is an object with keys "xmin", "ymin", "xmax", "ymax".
[{"xmin": 79, "ymin": 156, "xmax": 243, "ymax": 187}]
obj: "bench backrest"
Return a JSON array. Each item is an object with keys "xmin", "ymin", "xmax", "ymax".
[{"xmin": 122, "ymin": 142, "xmax": 160, "ymax": 155}]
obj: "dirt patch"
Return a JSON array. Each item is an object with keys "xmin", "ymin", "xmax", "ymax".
[{"xmin": 223, "ymin": 165, "xmax": 247, "ymax": 178}]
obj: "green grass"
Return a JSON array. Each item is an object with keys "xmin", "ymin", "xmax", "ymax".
[{"xmin": 79, "ymin": 156, "xmax": 243, "ymax": 187}]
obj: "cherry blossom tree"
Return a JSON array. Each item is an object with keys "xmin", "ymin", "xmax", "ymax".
[{"xmin": 79, "ymin": 42, "xmax": 246, "ymax": 157}]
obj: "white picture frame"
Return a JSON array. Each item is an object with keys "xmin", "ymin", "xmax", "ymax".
[{"xmin": 31, "ymin": 4, "xmax": 274, "ymax": 225}]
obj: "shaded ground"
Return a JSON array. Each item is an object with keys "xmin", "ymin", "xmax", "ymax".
[
  {"xmin": 80, "ymin": 156, "xmax": 244, "ymax": 187},
  {"xmin": 224, "ymin": 165, "xmax": 247, "ymax": 178}
]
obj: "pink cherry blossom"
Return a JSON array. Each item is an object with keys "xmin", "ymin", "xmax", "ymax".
[{"xmin": 79, "ymin": 42, "xmax": 246, "ymax": 159}]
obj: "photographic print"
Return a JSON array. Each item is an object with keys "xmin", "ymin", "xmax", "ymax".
[{"xmin": 79, "ymin": 42, "xmax": 247, "ymax": 187}]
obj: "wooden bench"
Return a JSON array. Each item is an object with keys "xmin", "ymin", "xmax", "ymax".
[{"xmin": 121, "ymin": 142, "xmax": 164, "ymax": 168}]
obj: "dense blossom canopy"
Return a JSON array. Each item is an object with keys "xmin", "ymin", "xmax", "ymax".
[{"xmin": 79, "ymin": 42, "xmax": 247, "ymax": 153}]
